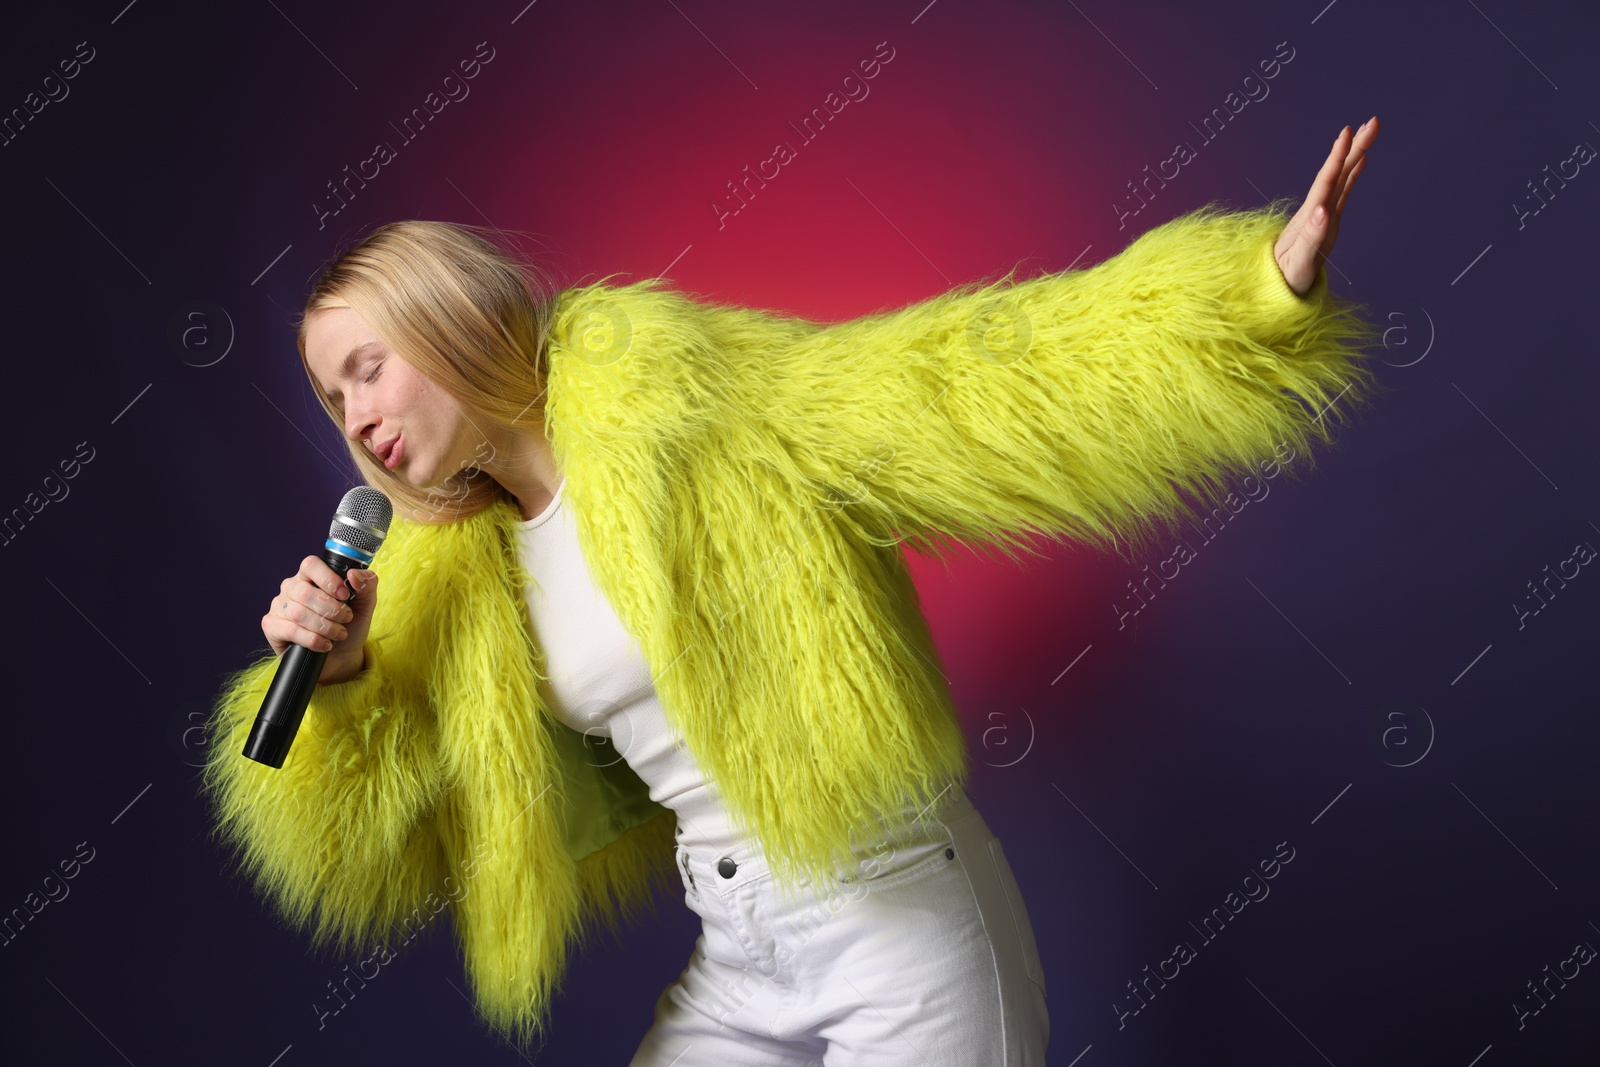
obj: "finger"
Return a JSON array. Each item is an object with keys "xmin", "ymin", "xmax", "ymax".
[
  {"xmin": 1281, "ymin": 199, "xmax": 1326, "ymax": 262},
  {"xmin": 1335, "ymin": 152, "xmax": 1368, "ymax": 216},
  {"xmin": 1334, "ymin": 122, "xmax": 1377, "ymax": 203},
  {"xmin": 1305, "ymin": 126, "xmax": 1352, "ymax": 216},
  {"xmin": 279, "ymin": 592, "xmax": 351, "ymax": 644},
  {"xmin": 261, "ymin": 614, "xmax": 286, "ymax": 655},
  {"xmin": 290, "ymin": 576, "xmax": 354, "ymax": 623},
  {"xmin": 286, "ymin": 591, "xmax": 350, "ymax": 637},
  {"xmin": 262, "ymin": 614, "xmax": 337, "ymax": 655},
  {"xmin": 295, "ymin": 626, "xmax": 337, "ymax": 653},
  {"xmin": 1337, "ymin": 117, "xmax": 1378, "ymax": 176},
  {"xmin": 1283, "ymin": 129, "xmax": 1348, "ymax": 258},
  {"xmin": 271, "ymin": 578, "xmax": 349, "ymax": 646},
  {"xmin": 299, "ymin": 554, "xmax": 355, "ymax": 606},
  {"xmin": 349, "ymin": 570, "xmax": 377, "ymax": 611}
]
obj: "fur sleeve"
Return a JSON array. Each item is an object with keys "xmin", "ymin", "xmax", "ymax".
[
  {"xmin": 716, "ymin": 199, "xmax": 1387, "ymax": 563},
  {"xmin": 198, "ymin": 634, "xmax": 447, "ymax": 958}
]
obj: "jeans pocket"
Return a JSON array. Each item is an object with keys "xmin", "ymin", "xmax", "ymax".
[
  {"xmin": 987, "ymin": 837, "xmax": 1047, "ymax": 995},
  {"xmin": 835, "ymin": 834, "xmax": 956, "ymax": 893}
]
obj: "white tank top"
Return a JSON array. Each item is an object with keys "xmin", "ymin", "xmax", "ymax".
[{"xmin": 515, "ymin": 479, "xmax": 746, "ymax": 857}]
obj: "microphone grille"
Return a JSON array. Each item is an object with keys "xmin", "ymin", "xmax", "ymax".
[{"xmin": 329, "ymin": 486, "xmax": 394, "ymax": 556}]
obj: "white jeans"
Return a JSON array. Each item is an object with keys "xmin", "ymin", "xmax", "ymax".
[{"xmin": 628, "ymin": 789, "xmax": 1050, "ymax": 1066}]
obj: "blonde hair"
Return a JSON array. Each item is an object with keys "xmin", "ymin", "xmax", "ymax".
[{"xmin": 297, "ymin": 220, "xmax": 563, "ymax": 526}]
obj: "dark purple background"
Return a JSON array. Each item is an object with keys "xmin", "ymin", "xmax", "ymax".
[{"xmin": 3, "ymin": 1, "xmax": 1597, "ymax": 1063}]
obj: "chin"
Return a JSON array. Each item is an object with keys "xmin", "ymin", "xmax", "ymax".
[{"xmin": 413, "ymin": 468, "xmax": 454, "ymax": 492}]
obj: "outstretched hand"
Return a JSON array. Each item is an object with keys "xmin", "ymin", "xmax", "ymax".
[{"xmin": 1276, "ymin": 116, "xmax": 1380, "ymax": 296}]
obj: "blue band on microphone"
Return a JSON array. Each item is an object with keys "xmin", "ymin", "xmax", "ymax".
[{"xmin": 326, "ymin": 537, "xmax": 375, "ymax": 564}]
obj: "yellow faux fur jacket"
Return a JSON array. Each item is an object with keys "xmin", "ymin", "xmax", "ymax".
[{"xmin": 200, "ymin": 199, "xmax": 1382, "ymax": 1048}]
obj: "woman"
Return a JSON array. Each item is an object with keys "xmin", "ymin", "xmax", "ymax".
[{"xmin": 203, "ymin": 120, "xmax": 1381, "ymax": 1064}]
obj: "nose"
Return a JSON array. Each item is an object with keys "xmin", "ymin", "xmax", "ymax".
[{"xmin": 344, "ymin": 403, "xmax": 380, "ymax": 450}]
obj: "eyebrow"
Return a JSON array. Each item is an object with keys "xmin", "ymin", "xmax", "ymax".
[{"xmin": 322, "ymin": 341, "xmax": 383, "ymax": 406}]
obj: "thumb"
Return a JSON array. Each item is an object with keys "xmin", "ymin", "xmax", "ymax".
[
  {"xmin": 1293, "ymin": 203, "xmax": 1328, "ymax": 252},
  {"xmin": 348, "ymin": 569, "xmax": 379, "ymax": 617}
]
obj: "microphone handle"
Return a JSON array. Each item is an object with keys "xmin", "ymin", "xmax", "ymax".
[{"xmin": 241, "ymin": 549, "xmax": 363, "ymax": 768}]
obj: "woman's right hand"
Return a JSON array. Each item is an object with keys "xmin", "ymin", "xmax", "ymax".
[{"xmin": 261, "ymin": 556, "xmax": 379, "ymax": 686}]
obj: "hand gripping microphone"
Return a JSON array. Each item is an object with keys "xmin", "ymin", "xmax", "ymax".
[{"xmin": 242, "ymin": 486, "xmax": 394, "ymax": 768}]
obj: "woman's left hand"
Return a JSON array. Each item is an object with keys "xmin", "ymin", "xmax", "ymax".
[{"xmin": 1275, "ymin": 116, "xmax": 1380, "ymax": 296}]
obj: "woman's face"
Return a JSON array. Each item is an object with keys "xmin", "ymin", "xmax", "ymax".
[{"xmin": 304, "ymin": 306, "xmax": 479, "ymax": 491}]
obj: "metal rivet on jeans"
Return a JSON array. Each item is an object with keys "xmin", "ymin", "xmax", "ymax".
[
  {"xmin": 945, "ymin": 847, "xmax": 955, "ymax": 860},
  {"xmin": 718, "ymin": 856, "xmax": 738, "ymax": 878}
]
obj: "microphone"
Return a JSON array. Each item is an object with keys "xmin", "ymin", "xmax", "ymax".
[{"xmin": 242, "ymin": 486, "xmax": 394, "ymax": 768}]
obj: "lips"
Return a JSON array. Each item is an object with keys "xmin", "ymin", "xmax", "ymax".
[{"xmin": 375, "ymin": 435, "xmax": 402, "ymax": 469}]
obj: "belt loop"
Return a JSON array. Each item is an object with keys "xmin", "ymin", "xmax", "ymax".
[{"xmin": 679, "ymin": 847, "xmax": 698, "ymax": 893}]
